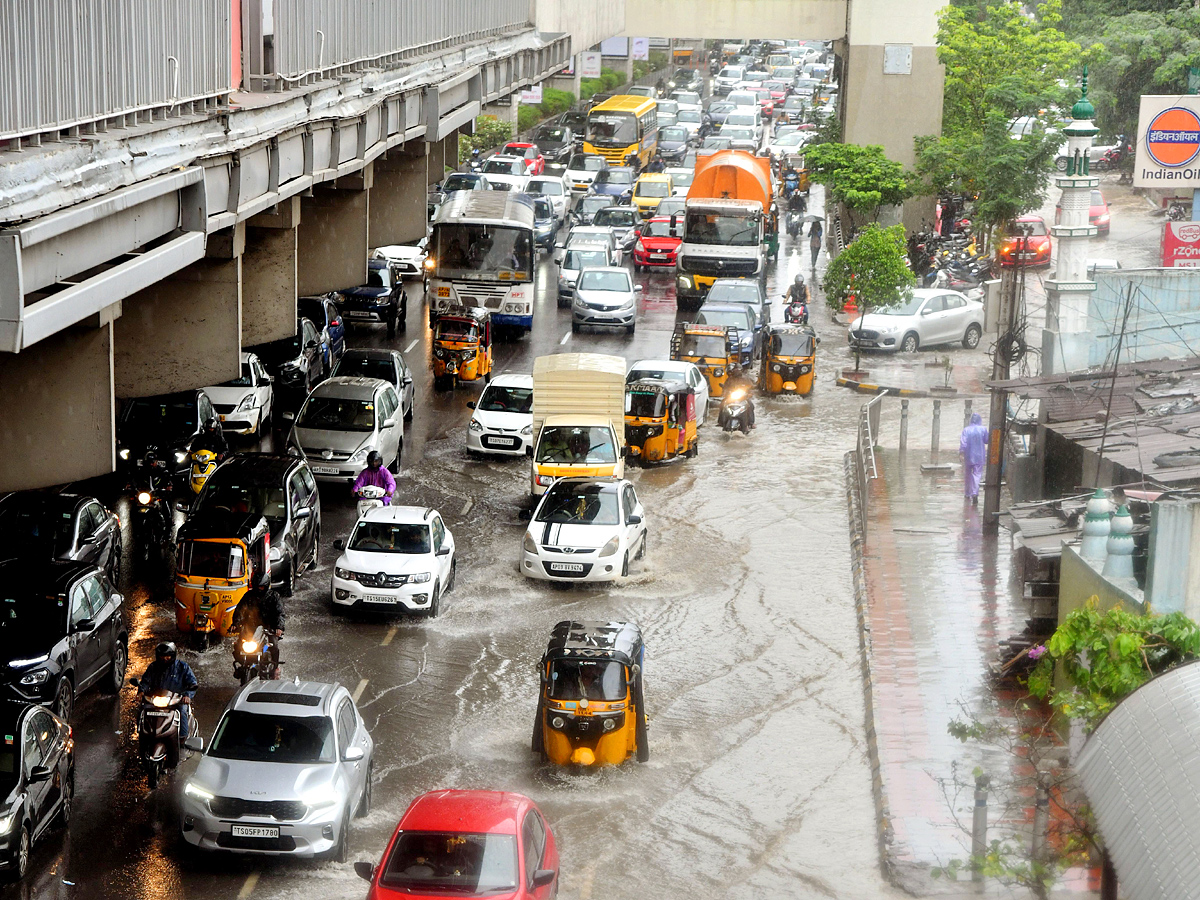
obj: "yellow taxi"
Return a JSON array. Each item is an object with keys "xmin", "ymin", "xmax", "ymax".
[{"xmin": 632, "ymin": 173, "xmax": 673, "ymax": 219}]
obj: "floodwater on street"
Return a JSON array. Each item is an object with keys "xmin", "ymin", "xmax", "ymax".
[{"xmin": 12, "ymin": 188, "xmax": 907, "ymax": 900}]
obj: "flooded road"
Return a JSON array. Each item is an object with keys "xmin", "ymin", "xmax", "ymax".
[{"xmin": 10, "ymin": 190, "xmax": 905, "ymax": 900}]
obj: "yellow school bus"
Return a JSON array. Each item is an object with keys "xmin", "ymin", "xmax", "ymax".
[{"xmin": 584, "ymin": 95, "xmax": 659, "ymax": 168}]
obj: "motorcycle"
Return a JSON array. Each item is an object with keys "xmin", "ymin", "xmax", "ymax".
[
  {"xmin": 785, "ymin": 209, "xmax": 803, "ymax": 239},
  {"xmin": 129, "ymin": 681, "xmax": 198, "ymax": 789},
  {"xmin": 718, "ymin": 387, "xmax": 754, "ymax": 435},
  {"xmin": 189, "ymin": 449, "xmax": 219, "ymax": 498},
  {"xmin": 233, "ymin": 625, "xmax": 279, "ymax": 684},
  {"xmin": 468, "ymin": 148, "xmax": 483, "ymax": 174},
  {"xmin": 355, "ymin": 484, "xmax": 387, "ymax": 518},
  {"xmin": 782, "ymin": 171, "xmax": 800, "ymax": 199},
  {"xmin": 132, "ymin": 453, "xmax": 174, "ymax": 564},
  {"xmin": 1167, "ymin": 203, "xmax": 1189, "ymax": 222},
  {"xmin": 783, "ymin": 292, "xmax": 809, "ymax": 325}
]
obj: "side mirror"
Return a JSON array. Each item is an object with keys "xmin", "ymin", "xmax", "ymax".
[
  {"xmin": 27, "ymin": 766, "xmax": 52, "ymax": 785},
  {"xmin": 73, "ymin": 618, "xmax": 95, "ymax": 633},
  {"xmin": 532, "ymin": 870, "xmax": 557, "ymax": 889},
  {"xmin": 627, "ymin": 514, "xmax": 642, "ymax": 525},
  {"xmin": 436, "ymin": 546, "xmax": 451, "ymax": 557},
  {"xmin": 306, "ymin": 340, "xmax": 318, "ymax": 349},
  {"xmin": 333, "ymin": 539, "xmax": 346, "ymax": 551},
  {"xmin": 403, "ymin": 374, "xmax": 413, "ymax": 385},
  {"xmin": 383, "ymin": 417, "xmax": 397, "ymax": 428},
  {"xmin": 466, "ymin": 401, "xmax": 476, "ymax": 409},
  {"xmin": 354, "ymin": 861, "xmax": 375, "ymax": 882},
  {"xmin": 293, "ymin": 507, "xmax": 312, "ymax": 520},
  {"xmin": 183, "ymin": 736, "xmax": 204, "ymax": 752},
  {"xmin": 343, "ymin": 745, "xmax": 366, "ymax": 762},
  {"xmin": 634, "ymin": 285, "xmax": 643, "ymax": 293},
  {"xmin": 282, "ymin": 411, "xmax": 296, "ymax": 422}
]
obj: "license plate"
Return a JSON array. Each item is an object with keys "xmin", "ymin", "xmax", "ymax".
[
  {"xmin": 484, "ymin": 436, "xmax": 518, "ymax": 448},
  {"xmin": 651, "ymin": 254, "xmax": 667, "ymax": 260},
  {"xmin": 346, "ymin": 310, "xmax": 374, "ymax": 318},
  {"xmin": 312, "ymin": 465, "xmax": 339, "ymax": 475},
  {"xmin": 144, "ymin": 710, "xmax": 171, "ymax": 718},
  {"xmin": 231, "ymin": 825, "xmax": 280, "ymax": 839},
  {"xmin": 549, "ymin": 563, "xmax": 585, "ymax": 573},
  {"xmin": 362, "ymin": 594, "xmax": 397, "ymax": 604}
]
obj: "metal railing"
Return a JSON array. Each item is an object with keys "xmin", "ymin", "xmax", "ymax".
[
  {"xmin": 252, "ymin": 0, "xmax": 532, "ymax": 89},
  {"xmin": 855, "ymin": 395, "xmax": 882, "ymax": 537},
  {"xmin": 0, "ymin": 0, "xmax": 231, "ymax": 143}
]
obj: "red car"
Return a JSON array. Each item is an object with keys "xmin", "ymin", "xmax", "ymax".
[
  {"xmin": 503, "ymin": 143, "xmax": 545, "ymax": 176},
  {"xmin": 996, "ymin": 215, "xmax": 1052, "ymax": 268},
  {"xmin": 1054, "ymin": 189, "xmax": 1111, "ymax": 234},
  {"xmin": 752, "ymin": 89, "xmax": 775, "ymax": 118},
  {"xmin": 633, "ymin": 216, "xmax": 684, "ymax": 270},
  {"xmin": 356, "ymin": 790, "xmax": 559, "ymax": 900},
  {"xmin": 762, "ymin": 80, "xmax": 791, "ymax": 105}
]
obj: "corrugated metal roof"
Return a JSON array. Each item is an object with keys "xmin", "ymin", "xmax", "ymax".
[{"xmin": 1077, "ymin": 660, "xmax": 1200, "ymax": 900}]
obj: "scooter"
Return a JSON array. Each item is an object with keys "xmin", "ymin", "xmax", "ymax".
[
  {"xmin": 129, "ymin": 681, "xmax": 198, "ymax": 789},
  {"xmin": 783, "ymin": 292, "xmax": 809, "ymax": 325},
  {"xmin": 233, "ymin": 625, "xmax": 279, "ymax": 684},
  {"xmin": 189, "ymin": 449, "xmax": 219, "ymax": 498},
  {"xmin": 718, "ymin": 387, "xmax": 754, "ymax": 435},
  {"xmin": 782, "ymin": 171, "xmax": 800, "ymax": 199},
  {"xmin": 785, "ymin": 209, "xmax": 803, "ymax": 239},
  {"xmin": 468, "ymin": 148, "xmax": 484, "ymax": 174},
  {"xmin": 356, "ymin": 484, "xmax": 387, "ymax": 518},
  {"xmin": 132, "ymin": 453, "xmax": 174, "ymax": 564}
]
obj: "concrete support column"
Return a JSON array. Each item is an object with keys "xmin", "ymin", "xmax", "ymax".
[
  {"xmin": 427, "ymin": 136, "xmax": 454, "ymax": 185},
  {"xmin": 243, "ymin": 197, "xmax": 301, "ymax": 346},
  {"xmin": 298, "ymin": 183, "xmax": 370, "ymax": 296},
  {"xmin": 113, "ymin": 255, "xmax": 242, "ymax": 397},
  {"xmin": 370, "ymin": 147, "xmax": 429, "ymax": 248},
  {"xmin": 0, "ymin": 321, "xmax": 116, "ymax": 490}
]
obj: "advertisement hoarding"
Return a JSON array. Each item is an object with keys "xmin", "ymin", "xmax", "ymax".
[
  {"xmin": 632, "ymin": 38, "xmax": 650, "ymax": 61},
  {"xmin": 580, "ymin": 52, "xmax": 602, "ymax": 79},
  {"xmin": 519, "ymin": 84, "xmax": 543, "ymax": 105},
  {"xmin": 1134, "ymin": 96, "xmax": 1200, "ymax": 188},
  {"xmin": 600, "ymin": 37, "xmax": 628, "ymax": 57},
  {"xmin": 1163, "ymin": 221, "xmax": 1200, "ymax": 268}
]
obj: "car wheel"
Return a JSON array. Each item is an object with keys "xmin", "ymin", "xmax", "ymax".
[
  {"xmin": 7, "ymin": 826, "xmax": 29, "ymax": 882},
  {"xmin": 386, "ymin": 315, "xmax": 396, "ymax": 339},
  {"xmin": 108, "ymin": 540, "xmax": 122, "ymax": 588},
  {"xmin": 58, "ymin": 768, "xmax": 74, "ymax": 828},
  {"xmin": 428, "ymin": 585, "xmax": 441, "ymax": 618},
  {"xmin": 403, "ymin": 394, "xmax": 414, "ymax": 423},
  {"xmin": 280, "ymin": 558, "xmax": 295, "ymax": 597},
  {"xmin": 626, "ymin": 323, "xmax": 636, "ymax": 335},
  {"xmin": 963, "ymin": 324, "xmax": 982, "ymax": 350},
  {"xmin": 325, "ymin": 810, "xmax": 349, "ymax": 863},
  {"xmin": 636, "ymin": 531, "xmax": 647, "ymax": 561},
  {"xmin": 446, "ymin": 559, "xmax": 457, "ymax": 593},
  {"xmin": 308, "ymin": 527, "xmax": 320, "ymax": 569},
  {"xmin": 901, "ymin": 332, "xmax": 919, "ymax": 353},
  {"xmin": 53, "ymin": 678, "xmax": 73, "ymax": 723},
  {"xmin": 356, "ymin": 763, "xmax": 373, "ymax": 818},
  {"xmin": 101, "ymin": 640, "xmax": 127, "ymax": 695},
  {"xmin": 621, "ymin": 551, "xmax": 630, "ymax": 578},
  {"xmin": 557, "ymin": 296, "xmax": 570, "ymax": 309},
  {"xmin": 390, "ymin": 444, "xmax": 402, "ymax": 476}
]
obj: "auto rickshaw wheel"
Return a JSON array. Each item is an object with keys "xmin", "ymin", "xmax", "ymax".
[{"xmin": 484, "ymin": 371, "xmax": 491, "ymax": 384}]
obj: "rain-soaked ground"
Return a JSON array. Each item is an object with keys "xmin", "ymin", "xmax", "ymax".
[{"xmin": 12, "ymin": 187, "xmax": 911, "ymax": 900}]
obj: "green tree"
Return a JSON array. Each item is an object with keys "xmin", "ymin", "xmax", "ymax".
[
  {"xmin": 457, "ymin": 116, "xmax": 514, "ymax": 165},
  {"xmin": 803, "ymin": 143, "xmax": 911, "ymax": 221}
]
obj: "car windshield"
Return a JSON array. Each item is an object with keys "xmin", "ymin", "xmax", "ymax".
[
  {"xmin": 684, "ymin": 210, "xmax": 760, "ymax": 246},
  {"xmin": 297, "ymin": 397, "xmax": 376, "ymax": 432},
  {"xmin": 771, "ymin": 331, "xmax": 816, "ymax": 356},
  {"xmin": 568, "ymin": 154, "xmax": 606, "ymax": 171},
  {"xmin": 636, "ymin": 181, "xmax": 670, "ymax": 199},
  {"xmin": 578, "ymin": 270, "xmax": 630, "ymax": 292},
  {"xmin": 708, "ymin": 283, "xmax": 761, "ymax": 304},
  {"xmin": 547, "ymin": 659, "xmax": 627, "ymax": 701},
  {"xmin": 432, "ymin": 224, "xmax": 533, "ymax": 281},
  {"xmin": 435, "ymin": 319, "xmax": 479, "ymax": 342},
  {"xmin": 333, "ymin": 356, "xmax": 398, "ymax": 385},
  {"xmin": 878, "ymin": 295, "xmax": 925, "ymax": 316},
  {"xmin": 0, "ymin": 593, "xmax": 66, "ymax": 657},
  {"xmin": 678, "ymin": 334, "xmax": 728, "ymax": 358},
  {"xmin": 641, "ymin": 219, "xmax": 677, "ymax": 238},
  {"xmin": 535, "ymin": 126, "xmax": 568, "ymax": 143},
  {"xmin": 627, "ymin": 390, "xmax": 667, "ymax": 418},
  {"xmin": 194, "ymin": 478, "xmax": 288, "ymax": 523},
  {"xmin": 528, "ymin": 180, "xmax": 563, "ymax": 196},
  {"xmin": 594, "ymin": 208, "xmax": 637, "ymax": 227},
  {"xmin": 220, "ymin": 363, "xmax": 255, "ymax": 387},
  {"xmin": 0, "ymin": 502, "xmax": 76, "ymax": 557},
  {"xmin": 674, "ymin": 91, "xmax": 700, "ymax": 106},
  {"xmin": 296, "ymin": 299, "xmax": 327, "ymax": 326},
  {"xmin": 660, "ymin": 127, "xmax": 688, "ymax": 143},
  {"xmin": 697, "ymin": 309, "xmax": 752, "ymax": 330},
  {"xmin": 209, "ymin": 711, "xmax": 335, "ymax": 764},
  {"xmin": 587, "ymin": 113, "xmax": 638, "ymax": 146},
  {"xmin": 533, "ymin": 198, "xmax": 554, "ymax": 219},
  {"xmin": 723, "ymin": 127, "xmax": 755, "ymax": 141},
  {"xmin": 178, "ymin": 540, "xmax": 245, "ymax": 579},
  {"xmin": 701, "ymin": 137, "xmax": 731, "ymax": 149},
  {"xmin": 775, "ymin": 133, "xmax": 805, "ymax": 146},
  {"xmin": 348, "ymin": 522, "xmax": 431, "ymax": 554},
  {"xmin": 121, "ymin": 399, "xmax": 197, "ymax": 441},
  {"xmin": 677, "ymin": 110, "xmax": 701, "ymax": 124},
  {"xmin": 536, "ymin": 484, "xmax": 620, "ymax": 525},
  {"xmin": 784, "ymin": 97, "xmax": 805, "ymax": 110},
  {"xmin": 535, "ymin": 427, "xmax": 618, "ymax": 465},
  {"xmin": 443, "ymin": 174, "xmax": 478, "ymax": 192},
  {"xmin": 482, "ymin": 159, "xmax": 521, "ymax": 175},
  {"xmin": 563, "ymin": 248, "xmax": 607, "ymax": 270},
  {"xmin": 1012, "ymin": 220, "xmax": 1048, "ymax": 236},
  {"xmin": 719, "ymin": 68, "xmax": 744, "ymax": 79},
  {"xmin": 580, "ymin": 197, "xmax": 614, "ymax": 214},
  {"xmin": 380, "ymin": 832, "xmax": 518, "ymax": 895},
  {"xmin": 594, "ymin": 169, "xmax": 633, "ymax": 186},
  {"xmin": 478, "ymin": 384, "xmax": 533, "ymax": 414},
  {"xmin": 656, "ymin": 200, "xmax": 686, "ymax": 217}
]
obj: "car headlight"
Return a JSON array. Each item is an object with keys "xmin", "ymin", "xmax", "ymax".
[
  {"xmin": 558, "ymin": 277, "xmax": 569, "ymax": 288},
  {"xmin": 409, "ymin": 572, "xmax": 432, "ymax": 584},
  {"xmin": 636, "ymin": 241, "xmax": 646, "ymax": 252},
  {"xmin": 521, "ymin": 424, "xmax": 532, "ymax": 436},
  {"xmin": 118, "ymin": 448, "xmax": 130, "ymax": 460},
  {"xmin": 185, "ymin": 782, "xmax": 215, "ymax": 801},
  {"xmin": 335, "ymin": 567, "xmax": 358, "ymax": 581},
  {"xmin": 523, "ymin": 533, "xmax": 538, "ymax": 553},
  {"xmin": 269, "ymin": 547, "xmax": 282, "ymax": 562},
  {"xmin": 236, "ymin": 394, "xmax": 257, "ymax": 412},
  {"xmin": 302, "ymin": 785, "xmax": 341, "ymax": 810},
  {"xmin": 469, "ymin": 418, "xmax": 484, "ymax": 433},
  {"xmin": 598, "ymin": 536, "xmax": 620, "ymax": 558},
  {"xmin": 174, "ymin": 450, "xmax": 189, "ymax": 465},
  {"xmin": 348, "ymin": 447, "xmax": 369, "ymax": 464},
  {"xmin": 0, "ymin": 813, "xmax": 15, "ymax": 833},
  {"xmin": 18, "ymin": 669, "xmax": 50, "ymax": 686}
]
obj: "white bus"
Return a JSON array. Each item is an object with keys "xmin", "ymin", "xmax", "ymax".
[{"xmin": 428, "ymin": 191, "xmax": 536, "ymax": 333}]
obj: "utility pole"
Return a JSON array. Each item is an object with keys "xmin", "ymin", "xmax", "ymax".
[{"xmin": 983, "ymin": 230, "xmax": 1025, "ymax": 532}]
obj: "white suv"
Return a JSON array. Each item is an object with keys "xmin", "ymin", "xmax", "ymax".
[{"xmin": 331, "ymin": 506, "xmax": 456, "ymax": 616}]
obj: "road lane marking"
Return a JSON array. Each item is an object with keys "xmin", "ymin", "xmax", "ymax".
[
  {"xmin": 237, "ymin": 873, "xmax": 259, "ymax": 899},
  {"xmin": 404, "ymin": 339, "xmax": 419, "ymax": 353},
  {"xmin": 352, "ymin": 679, "xmax": 369, "ymax": 702},
  {"xmin": 380, "ymin": 627, "xmax": 397, "ymax": 647},
  {"xmin": 460, "ymin": 499, "xmax": 474, "ymax": 517},
  {"xmin": 560, "ymin": 332, "xmax": 571, "ymax": 345}
]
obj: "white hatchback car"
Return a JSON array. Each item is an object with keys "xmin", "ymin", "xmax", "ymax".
[
  {"xmin": 466, "ymin": 374, "xmax": 534, "ymax": 456},
  {"xmin": 204, "ymin": 352, "xmax": 274, "ymax": 436},
  {"xmin": 331, "ymin": 506, "xmax": 456, "ymax": 616},
  {"xmin": 520, "ymin": 477, "xmax": 647, "ymax": 583},
  {"xmin": 626, "ymin": 358, "xmax": 710, "ymax": 422}
]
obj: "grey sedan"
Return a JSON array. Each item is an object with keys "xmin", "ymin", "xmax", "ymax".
[
  {"xmin": 331, "ymin": 349, "xmax": 415, "ymax": 424},
  {"xmin": 572, "ymin": 267, "xmax": 642, "ymax": 335}
]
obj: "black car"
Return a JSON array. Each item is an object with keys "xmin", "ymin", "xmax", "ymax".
[
  {"xmin": 669, "ymin": 68, "xmax": 703, "ymax": 94},
  {"xmin": 116, "ymin": 390, "xmax": 219, "ymax": 479},
  {"xmin": 0, "ymin": 493, "xmax": 121, "ymax": 585},
  {"xmin": 657, "ymin": 126, "xmax": 691, "ymax": 166},
  {"xmin": 0, "ymin": 560, "xmax": 128, "ymax": 723},
  {"xmin": 531, "ymin": 124, "xmax": 575, "ymax": 166},
  {"xmin": 706, "ymin": 101, "xmax": 736, "ymax": 130},
  {"xmin": 334, "ymin": 259, "xmax": 408, "ymax": 338},
  {"xmin": 331, "ymin": 348, "xmax": 415, "ymax": 422},
  {"xmin": 557, "ymin": 109, "xmax": 587, "ymax": 142},
  {"xmin": 190, "ymin": 455, "xmax": 321, "ymax": 595},
  {"xmin": 248, "ymin": 317, "xmax": 326, "ymax": 412},
  {"xmin": 0, "ymin": 702, "xmax": 73, "ymax": 881}
]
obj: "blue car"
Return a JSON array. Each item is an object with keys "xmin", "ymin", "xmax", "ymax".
[
  {"xmin": 589, "ymin": 166, "xmax": 635, "ymax": 204},
  {"xmin": 333, "ymin": 259, "xmax": 408, "ymax": 337},
  {"xmin": 297, "ymin": 294, "xmax": 345, "ymax": 371},
  {"xmin": 531, "ymin": 196, "xmax": 558, "ymax": 250},
  {"xmin": 695, "ymin": 301, "xmax": 761, "ymax": 365}
]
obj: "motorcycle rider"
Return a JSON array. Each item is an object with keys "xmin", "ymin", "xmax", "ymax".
[
  {"xmin": 189, "ymin": 417, "xmax": 228, "ymax": 460},
  {"xmin": 234, "ymin": 585, "xmax": 286, "ymax": 676},
  {"xmin": 352, "ymin": 450, "xmax": 396, "ymax": 506},
  {"xmin": 136, "ymin": 642, "xmax": 199, "ymax": 742},
  {"xmin": 786, "ymin": 189, "xmax": 807, "ymax": 215},
  {"xmin": 646, "ymin": 154, "xmax": 666, "ymax": 174},
  {"xmin": 786, "ymin": 273, "xmax": 810, "ymax": 305},
  {"xmin": 723, "ymin": 365, "xmax": 756, "ymax": 430}
]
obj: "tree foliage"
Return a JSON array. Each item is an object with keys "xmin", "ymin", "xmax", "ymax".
[
  {"xmin": 803, "ymin": 143, "xmax": 911, "ymax": 220},
  {"xmin": 458, "ymin": 116, "xmax": 514, "ymax": 165},
  {"xmin": 1028, "ymin": 597, "xmax": 1200, "ymax": 729},
  {"xmin": 821, "ymin": 224, "xmax": 914, "ymax": 313}
]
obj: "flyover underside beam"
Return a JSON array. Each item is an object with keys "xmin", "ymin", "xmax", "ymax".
[
  {"xmin": 621, "ymin": 0, "xmax": 847, "ymax": 41},
  {"xmin": 369, "ymin": 148, "xmax": 429, "ymax": 249}
]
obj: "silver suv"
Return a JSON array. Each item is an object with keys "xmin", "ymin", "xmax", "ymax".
[
  {"xmin": 290, "ymin": 376, "xmax": 405, "ymax": 483},
  {"xmin": 181, "ymin": 679, "xmax": 374, "ymax": 860}
]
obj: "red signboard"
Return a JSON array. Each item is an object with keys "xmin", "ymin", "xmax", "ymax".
[{"xmin": 1163, "ymin": 221, "xmax": 1200, "ymax": 268}]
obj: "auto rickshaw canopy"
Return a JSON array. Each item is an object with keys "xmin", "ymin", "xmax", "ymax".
[
  {"xmin": 671, "ymin": 322, "xmax": 740, "ymax": 361},
  {"xmin": 174, "ymin": 510, "xmax": 271, "ymax": 583},
  {"xmin": 541, "ymin": 620, "xmax": 644, "ymax": 669},
  {"xmin": 626, "ymin": 378, "xmax": 696, "ymax": 422},
  {"xmin": 435, "ymin": 305, "xmax": 491, "ymax": 338}
]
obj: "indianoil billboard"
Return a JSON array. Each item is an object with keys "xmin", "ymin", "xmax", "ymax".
[{"xmin": 1134, "ymin": 96, "xmax": 1200, "ymax": 188}]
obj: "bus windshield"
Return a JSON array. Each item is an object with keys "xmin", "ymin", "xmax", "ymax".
[
  {"xmin": 588, "ymin": 114, "xmax": 638, "ymax": 147},
  {"xmin": 684, "ymin": 211, "xmax": 761, "ymax": 246},
  {"xmin": 432, "ymin": 224, "xmax": 533, "ymax": 282}
]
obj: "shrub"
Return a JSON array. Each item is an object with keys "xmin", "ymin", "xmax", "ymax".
[
  {"xmin": 516, "ymin": 106, "xmax": 540, "ymax": 132},
  {"xmin": 457, "ymin": 115, "xmax": 514, "ymax": 164}
]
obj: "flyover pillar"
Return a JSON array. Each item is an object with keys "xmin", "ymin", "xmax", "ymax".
[
  {"xmin": 0, "ymin": 320, "xmax": 117, "ymax": 490},
  {"xmin": 427, "ymin": 136, "xmax": 455, "ymax": 185},
  {"xmin": 113, "ymin": 251, "xmax": 243, "ymax": 398},
  {"xmin": 297, "ymin": 171, "xmax": 372, "ymax": 296},
  {"xmin": 369, "ymin": 146, "xmax": 429, "ymax": 248},
  {"xmin": 243, "ymin": 198, "xmax": 301, "ymax": 346}
]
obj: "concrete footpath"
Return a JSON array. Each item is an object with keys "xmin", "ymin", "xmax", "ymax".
[{"xmin": 844, "ymin": 396, "xmax": 1099, "ymax": 899}]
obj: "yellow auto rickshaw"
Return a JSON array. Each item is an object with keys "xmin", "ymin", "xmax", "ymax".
[
  {"xmin": 432, "ymin": 306, "xmax": 492, "ymax": 390},
  {"xmin": 625, "ymin": 378, "xmax": 699, "ymax": 464},
  {"xmin": 533, "ymin": 620, "xmax": 648, "ymax": 767},
  {"xmin": 671, "ymin": 322, "xmax": 741, "ymax": 398},
  {"xmin": 173, "ymin": 510, "xmax": 270, "ymax": 642},
  {"xmin": 762, "ymin": 324, "xmax": 819, "ymax": 395}
]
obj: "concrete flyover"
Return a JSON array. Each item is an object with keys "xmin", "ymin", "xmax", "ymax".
[{"xmin": 0, "ymin": 0, "xmax": 625, "ymax": 491}]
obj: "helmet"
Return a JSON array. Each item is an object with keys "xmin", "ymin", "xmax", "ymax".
[
  {"xmin": 794, "ymin": 274, "xmax": 805, "ymax": 287},
  {"xmin": 155, "ymin": 642, "xmax": 177, "ymax": 664},
  {"xmin": 367, "ymin": 451, "xmax": 383, "ymax": 468}
]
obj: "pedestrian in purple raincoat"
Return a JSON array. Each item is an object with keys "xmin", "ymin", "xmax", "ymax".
[{"xmin": 959, "ymin": 412, "xmax": 988, "ymax": 505}]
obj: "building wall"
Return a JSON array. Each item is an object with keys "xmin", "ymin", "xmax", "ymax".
[
  {"xmin": 622, "ymin": 0, "xmax": 845, "ymax": 40},
  {"xmin": 1059, "ymin": 543, "xmax": 1145, "ymax": 628},
  {"xmin": 1085, "ymin": 269, "xmax": 1200, "ymax": 369},
  {"xmin": 538, "ymin": 0, "xmax": 627, "ymax": 54}
]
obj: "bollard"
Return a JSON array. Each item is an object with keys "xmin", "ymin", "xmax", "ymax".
[
  {"xmin": 971, "ymin": 773, "xmax": 989, "ymax": 881},
  {"xmin": 899, "ymin": 399, "xmax": 909, "ymax": 453},
  {"xmin": 1031, "ymin": 779, "xmax": 1049, "ymax": 866},
  {"xmin": 963, "ymin": 398, "xmax": 973, "ymax": 428},
  {"xmin": 931, "ymin": 399, "xmax": 942, "ymax": 459}
]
